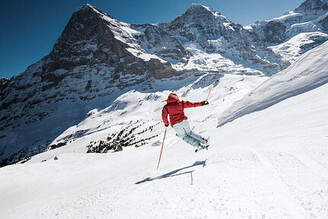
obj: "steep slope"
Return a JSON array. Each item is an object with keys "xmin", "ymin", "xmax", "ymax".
[
  {"xmin": 247, "ymin": 0, "xmax": 328, "ymax": 62},
  {"xmin": 159, "ymin": 4, "xmax": 288, "ymax": 74},
  {"xmin": 217, "ymin": 40, "xmax": 328, "ymax": 127},
  {"xmin": 0, "ymin": 69, "xmax": 327, "ymax": 219}
]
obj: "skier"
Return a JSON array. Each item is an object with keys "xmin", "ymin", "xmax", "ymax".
[{"xmin": 162, "ymin": 93, "xmax": 209, "ymax": 151}]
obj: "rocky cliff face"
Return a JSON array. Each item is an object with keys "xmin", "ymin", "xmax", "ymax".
[
  {"xmin": 44, "ymin": 4, "xmax": 177, "ymax": 81},
  {"xmin": 0, "ymin": 4, "xmax": 289, "ymax": 166}
]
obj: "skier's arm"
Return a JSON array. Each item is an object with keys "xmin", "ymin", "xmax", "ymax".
[
  {"xmin": 162, "ymin": 106, "xmax": 170, "ymax": 127},
  {"xmin": 181, "ymin": 100, "xmax": 203, "ymax": 108}
]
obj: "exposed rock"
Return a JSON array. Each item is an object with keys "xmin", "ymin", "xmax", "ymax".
[
  {"xmin": 295, "ymin": 0, "xmax": 328, "ymax": 12},
  {"xmin": 0, "ymin": 78, "xmax": 9, "ymax": 92},
  {"xmin": 264, "ymin": 21, "xmax": 287, "ymax": 43},
  {"xmin": 132, "ymin": 24, "xmax": 189, "ymax": 62},
  {"xmin": 319, "ymin": 14, "xmax": 328, "ymax": 30}
]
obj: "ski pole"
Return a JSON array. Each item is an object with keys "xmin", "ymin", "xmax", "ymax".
[
  {"xmin": 157, "ymin": 126, "xmax": 168, "ymax": 170},
  {"xmin": 206, "ymin": 84, "xmax": 214, "ymax": 101}
]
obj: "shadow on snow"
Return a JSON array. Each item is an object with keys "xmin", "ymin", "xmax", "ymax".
[{"xmin": 135, "ymin": 159, "xmax": 207, "ymax": 184}]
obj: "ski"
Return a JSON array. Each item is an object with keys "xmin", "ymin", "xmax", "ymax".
[{"xmin": 195, "ymin": 136, "xmax": 210, "ymax": 152}]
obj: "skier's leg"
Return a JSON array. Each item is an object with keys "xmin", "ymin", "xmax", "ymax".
[
  {"xmin": 181, "ymin": 120, "xmax": 206, "ymax": 144},
  {"xmin": 173, "ymin": 121, "xmax": 200, "ymax": 147}
]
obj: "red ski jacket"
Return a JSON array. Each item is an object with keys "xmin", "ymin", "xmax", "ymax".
[{"xmin": 162, "ymin": 93, "xmax": 202, "ymax": 127}]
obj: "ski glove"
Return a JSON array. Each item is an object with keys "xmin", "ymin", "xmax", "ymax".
[
  {"xmin": 201, "ymin": 100, "xmax": 209, "ymax": 106},
  {"xmin": 165, "ymin": 124, "xmax": 169, "ymax": 127}
]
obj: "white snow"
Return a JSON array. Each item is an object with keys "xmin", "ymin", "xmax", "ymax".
[
  {"xmin": 0, "ymin": 76, "xmax": 327, "ymax": 218},
  {"xmin": 269, "ymin": 32, "xmax": 328, "ymax": 63},
  {"xmin": 172, "ymin": 44, "xmax": 263, "ymax": 75}
]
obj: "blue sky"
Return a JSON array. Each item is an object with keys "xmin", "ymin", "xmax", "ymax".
[{"xmin": 0, "ymin": 0, "xmax": 304, "ymax": 79}]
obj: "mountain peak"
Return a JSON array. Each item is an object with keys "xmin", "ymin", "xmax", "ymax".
[
  {"xmin": 185, "ymin": 4, "xmax": 218, "ymax": 16},
  {"xmin": 76, "ymin": 4, "xmax": 96, "ymax": 12},
  {"xmin": 295, "ymin": 0, "xmax": 328, "ymax": 12}
]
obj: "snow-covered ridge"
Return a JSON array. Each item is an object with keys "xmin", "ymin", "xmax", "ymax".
[{"xmin": 217, "ymin": 40, "xmax": 328, "ymax": 127}]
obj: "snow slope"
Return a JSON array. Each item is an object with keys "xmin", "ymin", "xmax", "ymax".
[
  {"xmin": 218, "ymin": 40, "xmax": 328, "ymax": 127},
  {"xmin": 0, "ymin": 79, "xmax": 327, "ymax": 218}
]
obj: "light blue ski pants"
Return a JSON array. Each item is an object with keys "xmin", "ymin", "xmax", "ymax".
[{"xmin": 173, "ymin": 120, "xmax": 206, "ymax": 147}]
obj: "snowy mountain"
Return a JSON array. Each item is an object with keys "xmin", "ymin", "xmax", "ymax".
[
  {"xmin": 159, "ymin": 4, "xmax": 288, "ymax": 74},
  {"xmin": 247, "ymin": 0, "xmax": 328, "ymax": 62},
  {"xmin": 0, "ymin": 4, "xmax": 287, "ymax": 166}
]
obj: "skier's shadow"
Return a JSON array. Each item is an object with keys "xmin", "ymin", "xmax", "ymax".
[{"xmin": 135, "ymin": 160, "xmax": 207, "ymax": 184}]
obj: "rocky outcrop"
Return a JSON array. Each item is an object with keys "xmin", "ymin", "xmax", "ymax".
[
  {"xmin": 0, "ymin": 78, "xmax": 9, "ymax": 92},
  {"xmin": 264, "ymin": 21, "xmax": 287, "ymax": 43}
]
